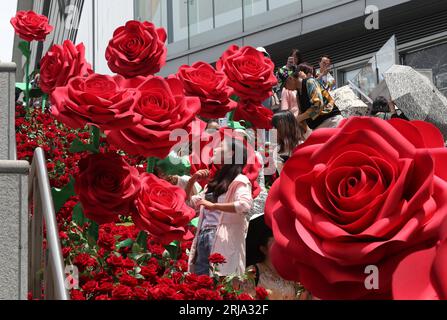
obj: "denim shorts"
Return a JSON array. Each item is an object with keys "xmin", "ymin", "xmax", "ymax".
[{"xmin": 193, "ymin": 227, "xmax": 217, "ymax": 276}]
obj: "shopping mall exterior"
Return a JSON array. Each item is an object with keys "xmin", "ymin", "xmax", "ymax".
[{"xmin": 12, "ymin": 0, "xmax": 447, "ymax": 97}]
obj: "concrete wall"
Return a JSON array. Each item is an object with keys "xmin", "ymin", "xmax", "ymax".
[
  {"xmin": 0, "ymin": 62, "xmax": 17, "ymax": 161},
  {"xmin": 0, "ymin": 160, "xmax": 29, "ymax": 300}
]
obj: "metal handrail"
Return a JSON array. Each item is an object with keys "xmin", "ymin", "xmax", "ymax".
[
  {"xmin": 28, "ymin": 148, "xmax": 69, "ymax": 300},
  {"xmin": 348, "ymin": 80, "xmax": 374, "ymax": 105}
]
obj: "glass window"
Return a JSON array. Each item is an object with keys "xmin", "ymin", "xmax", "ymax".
[
  {"xmin": 268, "ymin": 0, "xmax": 300, "ymax": 10},
  {"xmin": 134, "ymin": 0, "xmax": 169, "ymax": 39},
  {"xmin": 244, "ymin": 0, "xmax": 268, "ymax": 18},
  {"xmin": 302, "ymin": 0, "xmax": 344, "ymax": 12},
  {"xmin": 189, "ymin": 0, "xmax": 214, "ymax": 36},
  {"xmin": 404, "ymin": 42, "xmax": 447, "ymax": 97},
  {"xmin": 214, "ymin": 0, "xmax": 242, "ymax": 28},
  {"xmin": 170, "ymin": 0, "xmax": 189, "ymax": 42}
]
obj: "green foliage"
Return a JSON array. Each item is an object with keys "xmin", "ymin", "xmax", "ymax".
[
  {"xmin": 51, "ymin": 177, "xmax": 76, "ymax": 213},
  {"xmin": 18, "ymin": 41, "xmax": 31, "ymax": 59}
]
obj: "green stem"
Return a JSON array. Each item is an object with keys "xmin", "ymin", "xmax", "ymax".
[
  {"xmin": 90, "ymin": 126, "xmax": 101, "ymax": 153},
  {"xmin": 227, "ymin": 110, "xmax": 235, "ymax": 123},
  {"xmin": 24, "ymin": 42, "xmax": 31, "ymax": 109},
  {"xmin": 147, "ymin": 157, "xmax": 156, "ymax": 174},
  {"xmin": 42, "ymin": 94, "xmax": 48, "ymax": 113}
]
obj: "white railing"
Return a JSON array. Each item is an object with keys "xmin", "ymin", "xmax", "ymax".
[{"xmin": 28, "ymin": 148, "xmax": 69, "ymax": 300}]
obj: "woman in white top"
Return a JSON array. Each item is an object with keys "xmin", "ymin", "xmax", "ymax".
[{"xmin": 186, "ymin": 137, "xmax": 254, "ymax": 276}]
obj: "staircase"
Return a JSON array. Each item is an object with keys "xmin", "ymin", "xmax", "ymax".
[{"xmin": 0, "ymin": 62, "xmax": 68, "ymax": 300}]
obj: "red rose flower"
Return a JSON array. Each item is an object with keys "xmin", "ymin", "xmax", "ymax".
[
  {"xmin": 175, "ymin": 62, "xmax": 237, "ymax": 119},
  {"xmin": 140, "ymin": 265, "xmax": 158, "ymax": 280},
  {"xmin": 51, "ymin": 74, "xmax": 138, "ymax": 130},
  {"xmin": 105, "ymin": 20, "xmax": 167, "ymax": 78},
  {"xmin": 119, "ymin": 274, "xmax": 139, "ymax": 287},
  {"xmin": 112, "ymin": 284, "xmax": 133, "ymax": 300},
  {"xmin": 216, "ymin": 45, "xmax": 277, "ymax": 102},
  {"xmin": 105, "ymin": 76, "xmax": 200, "ymax": 159},
  {"xmin": 234, "ymin": 100, "xmax": 273, "ymax": 130},
  {"xmin": 75, "ymin": 153, "xmax": 141, "ymax": 224},
  {"xmin": 73, "ymin": 253, "xmax": 97, "ymax": 271},
  {"xmin": 237, "ymin": 293, "xmax": 254, "ymax": 301},
  {"xmin": 132, "ymin": 173, "xmax": 196, "ymax": 245},
  {"xmin": 255, "ymin": 287, "xmax": 269, "ymax": 300},
  {"xmin": 10, "ymin": 10, "xmax": 53, "ymax": 42},
  {"xmin": 40, "ymin": 40, "xmax": 92, "ymax": 94},
  {"xmin": 392, "ymin": 217, "xmax": 447, "ymax": 300},
  {"xmin": 208, "ymin": 253, "xmax": 227, "ymax": 265},
  {"xmin": 95, "ymin": 294, "xmax": 110, "ymax": 300},
  {"xmin": 194, "ymin": 289, "xmax": 223, "ymax": 301},
  {"xmin": 70, "ymin": 289, "xmax": 86, "ymax": 301},
  {"xmin": 265, "ymin": 117, "xmax": 447, "ymax": 299}
]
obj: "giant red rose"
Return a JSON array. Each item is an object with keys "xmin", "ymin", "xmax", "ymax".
[
  {"xmin": 11, "ymin": 10, "xmax": 53, "ymax": 42},
  {"xmin": 132, "ymin": 173, "xmax": 195, "ymax": 245},
  {"xmin": 216, "ymin": 45, "xmax": 277, "ymax": 103},
  {"xmin": 40, "ymin": 40, "xmax": 92, "ymax": 94},
  {"xmin": 105, "ymin": 20, "xmax": 167, "ymax": 78},
  {"xmin": 265, "ymin": 117, "xmax": 447, "ymax": 299},
  {"xmin": 51, "ymin": 73, "xmax": 138, "ymax": 130},
  {"xmin": 75, "ymin": 153, "xmax": 141, "ymax": 224},
  {"xmin": 175, "ymin": 62, "xmax": 236, "ymax": 119},
  {"xmin": 392, "ymin": 217, "xmax": 447, "ymax": 300},
  {"xmin": 234, "ymin": 100, "xmax": 273, "ymax": 130},
  {"xmin": 105, "ymin": 76, "xmax": 200, "ymax": 159}
]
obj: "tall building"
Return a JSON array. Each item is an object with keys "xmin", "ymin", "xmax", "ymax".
[{"xmin": 13, "ymin": 0, "xmax": 447, "ymax": 96}]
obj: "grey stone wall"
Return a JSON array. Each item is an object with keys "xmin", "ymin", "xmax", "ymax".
[
  {"xmin": 0, "ymin": 62, "xmax": 17, "ymax": 160},
  {"xmin": 0, "ymin": 160, "xmax": 29, "ymax": 300}
]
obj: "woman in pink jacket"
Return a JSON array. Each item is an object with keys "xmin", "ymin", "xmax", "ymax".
[{"xmin": 186, "ymin": 137, "xmax": 254, "ymax": 276}]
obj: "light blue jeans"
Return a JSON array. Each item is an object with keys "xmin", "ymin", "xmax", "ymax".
[{"xmin": 193, "ymin": 227, "xmax": 217, "ymax": 276}]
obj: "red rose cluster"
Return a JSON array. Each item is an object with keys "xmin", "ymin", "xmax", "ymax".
[{"xmin": 265, "ymin": 117, "xmax": 447, "ymax": 299}]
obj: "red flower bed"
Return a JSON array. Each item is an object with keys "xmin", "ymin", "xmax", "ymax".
[{"xmin": 16, "ymin": 105, "xmax": 264, "ymax": 300}]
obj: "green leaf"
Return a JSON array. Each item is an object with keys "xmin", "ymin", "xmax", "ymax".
[
  {"xmin": 164, "ymin": 241, "xmax": 180, "ymax": 260},
  {"xmin": 69, "ymin": 138, "xmax": 98, "ymax": 154},
  {"xmin": 15, "ymin": 82, "xmax": 27, "ymax": 91},
  {"xmin": 29, "ymin": 88, "xmax": 44, "ymax": 98},
  {"xmin": 87, "ymin": 221, "xmax": 99, "ymax": 245},
  {"xmin": 18, "ymin": 41, "xmax": 31, "ymax": 59},
  {"xmin": 155, "ymin": 154, "xmax": 191, "ymax": 176},
  {"xmin": 230, "ymin": 95, "xmax": 240, "ymax": 102},
  {"xmin": 132, "ymin": 243, "xmax": 142, "ymax": 254},
  {"xmin": 72, "ymin": 203, "xmax": 87, "ymax": 226},
  {"xmin": 51, "ymin": 177, "xmax": 76, "ymax": 213},
  {"xmin": 136, "ymin": 231, "xmax": 148, "ymax": 251},
  {"xmin": 190, "ymin": 217, "xmax": 199, "ymax": 228},
  {"xmin": 116, "ymin": 238, "xmax": 134, "ymax": 249}
]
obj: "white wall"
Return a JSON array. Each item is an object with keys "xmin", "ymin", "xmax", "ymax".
[
  {"xmin": 76, "ymin": 0, "xmax": 134, "ymax": 74},
  {"xmin": 0, "ymin": 0, "xmax": 18, "ymax": 63}
]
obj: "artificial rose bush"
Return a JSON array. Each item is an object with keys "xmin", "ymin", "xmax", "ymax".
[
  {"xmin": 105, "ymin": 20, "xmax": 167, "ymax": 78},
  {"xmin": 105, "ymin": 76, "xmax": 201, "ymax": 159},
  {"xmin": 50, "ymin": 74, "xmax": 138, "ymax": 130},
  {"xmin": 217, "ymin": 45, "xmax": 277, "ymax": 103},
  {"xmin": 175, "ymin": 62, "xmax": 236, "ymax": 119},
  {"xmin": 40, "ymin": 40, "xmax": 92, "ymax": 94},
  {"xmin": 10, "ymin": 10, "xmax": 53, "ymax": 42},
  {"xmin": 234, "ymin": 100, "xmax": 273, "ymax": 130},
  {"xmin": 392, "ymin": 217, "xmax": 447, "ymax": 300},
  {"xmin": 265, "ymin": 117, "xmax": 447, "ymax": 299},
  {"xmin": 132, "ymin": 173, "xmax": 196, "ymax": 245},
  {"xmin": 75, "ymin": 153, "xmax": 141, "ymax": 224}
]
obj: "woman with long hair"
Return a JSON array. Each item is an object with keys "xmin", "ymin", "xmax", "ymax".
[
  {"xmin": 186, "ymin": 137, "xmax": 254, "ymax": 276},
  {"xmin": 272, "ymin": 111, "xmax": 303, "ymax": 174}
]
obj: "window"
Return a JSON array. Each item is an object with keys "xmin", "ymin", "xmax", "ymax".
[{"xmin": 404, "ymin": 42, "xmax": 447, "ymax": 97}]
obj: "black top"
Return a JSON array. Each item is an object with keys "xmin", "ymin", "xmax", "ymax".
[{"xmin": 298, "ymin": 78, "xmax": 341, "ymax": 130}]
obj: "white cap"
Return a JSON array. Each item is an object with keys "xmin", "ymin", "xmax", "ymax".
[{"xmin": 256, "ymin": 47, "xmax": 270, "ymax": 57}]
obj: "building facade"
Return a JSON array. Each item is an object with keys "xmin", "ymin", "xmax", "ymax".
[{"xmin": 14, "ymin": 0, "xmax": 447, "ymax": 96}]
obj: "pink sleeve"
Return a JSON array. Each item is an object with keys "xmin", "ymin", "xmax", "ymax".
[{"xmin": 233, "ymin": 184, "xmax": 253, "ymax": 214}]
